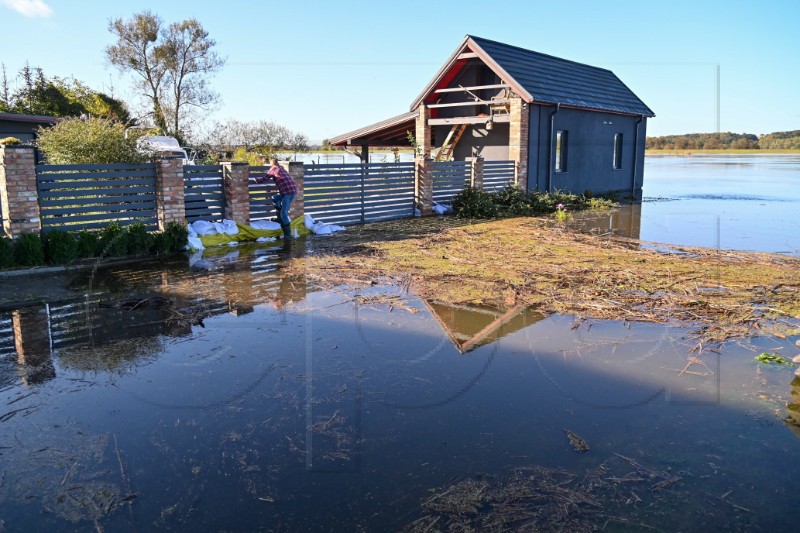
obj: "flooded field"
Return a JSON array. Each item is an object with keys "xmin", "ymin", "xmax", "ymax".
[
  {"xmin": 1, "ymin": 237, "xmax": 799, "ymax": 531},
  {"xmin": 570, "ymin": 154, "xmax": 800, "ymax": 256}
]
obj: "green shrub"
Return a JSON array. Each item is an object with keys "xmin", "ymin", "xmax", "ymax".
[
  {"xmin": 452, "ymin": 185, "xmax": 617, "ymax": 219},
  {"xmin": 44, "ymin": 229, "xmax": 78, "ymax": 264},
  {"xmin": 164, "ymin": 221, "xmax": 188, "ymax": 253},
  {"xmin": 150, "ymin": 231, "xmax": 172, "ymax": 255},
  {"xmin": 0, "ymin": 136, "xmax": 21, "ymax": 146},
  {"xmin": 0, "ymin": 236, "xmax": 14, "ymax": 267},
  {"xmin": 99, "ymin": 222, "xmax": 128, "ymax": 257},
  {"xmin": 76, "ymin": 230, "xmax": 101, "ymax": 258},
  {"xmin": 13, "ymin": 233, "xmax": 45, "ymax": 266},
  {"xmin": 126, "ymin": 222, "xmax": 153, "ymax": 255}
]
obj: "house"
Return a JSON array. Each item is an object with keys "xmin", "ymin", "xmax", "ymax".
[
  {"xmin": 330, "ymin": 35, "xmax": 654, "ymax": 198},
  {"xmin": 0, "ymin": 112, "xmax": 59, "ymax": 143}
]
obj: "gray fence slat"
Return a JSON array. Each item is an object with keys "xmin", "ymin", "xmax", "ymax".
[
  {"xmin": 41, "ymin": 209, "xmax": 158, "ymax": 225},
  {"xmin": 38, "ymin": 177, "xmax": 156, "ymax": 191},
  {"xmin": 37, "ymin": 163, "xmax": 156, "ymax": 172},
  {"xmin": 41, "ymin": 202, "xmax": 157, "ymax": 217},
  {"xmin": 40, "ymin": 194, "xmax": 156, "ymax": 208}
]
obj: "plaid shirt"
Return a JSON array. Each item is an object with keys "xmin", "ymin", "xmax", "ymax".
[{"xmin": 265, "ymin": 165, "xmax": 298, "ymax": 195}]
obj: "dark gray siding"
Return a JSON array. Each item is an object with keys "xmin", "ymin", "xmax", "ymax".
[
  {"xmin": 526, "ymin": 104, "xmax": 647, "ymax": 197},
  {"xmin": 0, "ymin": 120, "xmax": 41, "ymax": 142}
]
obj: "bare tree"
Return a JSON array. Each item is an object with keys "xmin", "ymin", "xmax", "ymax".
[{"xmin": 106, "ymin": 11, "xmax": 225, "ymax": 141}]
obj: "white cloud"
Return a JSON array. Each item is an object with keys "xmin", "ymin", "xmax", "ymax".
[{"xmin": 0, "ymin": 0, "xmax": 53, "ymax": 18}]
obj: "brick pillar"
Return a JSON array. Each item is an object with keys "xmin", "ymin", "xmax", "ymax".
[
  {"xmin": 415, "ymin": 105, "xmax": 431, "ymax": 158},
  {"xmin": 155, "ymin": 156, "xmax": 186, "ymax": 230},
  {"xmin": 509, "ymin": 96, "xmax": 529, "ymax": 189},
  {"xmin": 285, "ymin": 161, "xmax": 304, "ymax": 219},
  {"xmin": 0, "ymin": 145, "xmax": 41, "ymax": 236},
  {"xmin": 468, "ymin": 156, "xmax": 484, "ymax": 190},
  {"xmin": 415, "ymin": 157, "xmax": 433, "ymax": 216},
  {"xmin": 222, "ymin": 162, "xmax": 251, "ymax": 224}
]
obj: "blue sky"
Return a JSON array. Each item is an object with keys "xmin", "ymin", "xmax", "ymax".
[{"xmin": 1, "ymin": 0, "xmax": 798, "ymax": 142}]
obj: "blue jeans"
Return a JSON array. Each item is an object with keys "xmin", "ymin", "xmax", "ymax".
[{"xmin": 272, "ymin": 193, "xmax": 295, "ymax": 226}]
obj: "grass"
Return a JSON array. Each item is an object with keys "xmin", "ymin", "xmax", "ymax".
[{"xmin": 290, "ymin": 216, "xmax": 800, "ymax": 345}]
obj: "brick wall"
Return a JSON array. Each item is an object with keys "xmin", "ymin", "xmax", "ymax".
[
  {"xmin": 509, "ymin": 96, "xmax": 529, "ymax": 190},
  {"xmin": 222, "ymin": 162, "xmax": 251, "ymax": 224},
  {"xmin": 155, "ymin": 156, "xmax": 186, "ymax": 230},
  {"xmin": 0, "ymin": 145, "xmax": 40, "ymax": 236}
]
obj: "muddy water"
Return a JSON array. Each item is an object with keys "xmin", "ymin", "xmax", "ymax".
[
  {"xmin": 1, "ymin": 243, "xmax": 799, "ymax": 531},
  {"xmin": 569, "ymin": 154, "xmax": 800, "ymax": 256}
]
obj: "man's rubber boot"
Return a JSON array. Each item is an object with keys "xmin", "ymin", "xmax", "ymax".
[{"xmin": 281, "ymin": 224, "xmax": 292, "ymax": 241}]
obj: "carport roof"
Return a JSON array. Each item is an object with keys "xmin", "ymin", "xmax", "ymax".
[{"xmin": 329, "ymin": 111, "xmax": 416, "ymax": 147}]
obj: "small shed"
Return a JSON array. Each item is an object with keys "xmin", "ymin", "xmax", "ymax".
[
  {"xmin": 330, "ymin": 35, "xmax": 654, "ymax": 197},
  {"xmin": 0, "ymin": 112, "xmax": 59, "ymax": 143}
]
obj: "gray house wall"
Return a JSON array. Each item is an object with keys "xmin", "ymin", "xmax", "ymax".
[
  {"xmin": 0, "ymin": 120, "xmax": 42, "ymax": 142},
  {"xmin": 527, "ymin": 105, "xmax": 647, "ymax": 197}
]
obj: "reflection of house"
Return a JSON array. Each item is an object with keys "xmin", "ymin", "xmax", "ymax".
[
  {"xmin": 331, "ymin": 35, "xmax": 654, "ymax": 197},
  {"xmin": 423, "ymin": 300, "xmax": 543, "ymax": 353}
]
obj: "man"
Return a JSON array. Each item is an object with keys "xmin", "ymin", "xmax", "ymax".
[{"xmin": 261, "ymin": 158, "xmax": 298, "ymax": 241}]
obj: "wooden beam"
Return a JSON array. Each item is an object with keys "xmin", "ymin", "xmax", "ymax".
[
  {"xmin": 428, "ymin": 115, "xmax": 511, "ymax": 126},
  {"xmin": 434, "ymin": 83, "xmax": 510, "ymax": 94},
  {"xmin": 428, "ymin": 99, "xmax": 510, "ymax": 109},
  {"xmin": 457, "ymin": 52, "xmax": 479, "ymax": 59}
]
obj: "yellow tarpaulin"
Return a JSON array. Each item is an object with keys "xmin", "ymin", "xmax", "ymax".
[{"xmin": 199, "ymin": 216, "xmax": 309, "ymax": 248}]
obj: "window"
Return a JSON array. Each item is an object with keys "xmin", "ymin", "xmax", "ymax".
[
  {"xmin": 613, "ymin": 133, "xmax": 623, "ymax": 169},
  {"xmin": 555, "ymin": 130, "xmax": 568, "ymax": 172}
]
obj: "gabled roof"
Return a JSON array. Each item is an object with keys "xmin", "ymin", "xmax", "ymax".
[
  {"xmin": 328, "ymin": 111, "xmax": 416, "ymax": 147},
  {"xmin": 411, "ymin": 35, "xmax": 654, "ymax": 117}
]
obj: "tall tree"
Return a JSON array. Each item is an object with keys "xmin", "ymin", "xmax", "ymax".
[{"xmin": 105, "ymin": 11, "xmax": 224, "ymax": 141}]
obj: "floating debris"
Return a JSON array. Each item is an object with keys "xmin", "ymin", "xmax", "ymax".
[
  {"xmin": 564, "ymin": 429, "xmax": 590, "ymax": 452},
  {"xmin": 755, "ymin": 352, "xmax": 793, "ymax": 366}
]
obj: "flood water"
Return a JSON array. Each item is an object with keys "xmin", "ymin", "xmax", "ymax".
[
  {"xmin": 569, "ymin": 154, "xmax": 800, "ymax": 256},
  {"xmin": 1, "ymin": 236, "xmax": 799, "ymax": 532}
]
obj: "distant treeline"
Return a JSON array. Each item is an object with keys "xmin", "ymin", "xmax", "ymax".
[{"xmin": 646, "ymin": 130, "xmax": 800, "ymax": 150}]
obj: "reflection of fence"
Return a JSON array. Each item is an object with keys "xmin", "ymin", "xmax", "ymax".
[
  {"xmin": 483, "ymin": 160, "xmax": 516, "ymax": 192},
  {"xmin": 432, "ymin": 161, "xmax": 470, "ymax": 204},
  {"xmin": 36, "ymin": 163, "xmax": 158, "ymax": 231},
  {"xmin": 184, "ymin": 165, "xmax": 224, "ymax": 222},
  {"xmin": 248, "ymin": 165, "xmax": 278, "ymax": 221},
  {"xmin": 304, "ymin": 162, "xmax": 415, "ymax": 225}
]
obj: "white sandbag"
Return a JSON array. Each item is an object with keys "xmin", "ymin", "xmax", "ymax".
[
  {"xmin": 191, "ymin": 220, "xmax": 217, "ymax": 236},
  {"xmin": 186, "ymin": 235, "xmax": 205, "ymax": 251},
  {"xmin": 432, "ymin": 202, "xmax": 453, "ymax": 215},
  {"xmin": 212, "ymin": 219, "xmax": 239, "ymax": 235},
  {"xmin": 256, "ymin": 236, "xmax": 277, "ymax": 242},
  {"xmin": 250, "ymin": 219, "xmax": 281, "ymax": 230}
]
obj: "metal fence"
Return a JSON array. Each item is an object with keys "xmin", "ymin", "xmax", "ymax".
[
  {"xmin": 184, "ymin": 165, "xmax": 224, "ymax": 222},
  {"xmin": 432, "ymin": 161, "xmax": 470, "ymax": 204},
  {"xmin": 482, "ymin": 160, "xmax": 516, "ymax": 192},
  {"xmin": 248, "ymin": 165, "xmax": 278, "ymax": 221},
  {"xmin": 304, "ymin": 162, "xmax": 415, "ymax": 225},
  {"xmin": 36, "ymin": 163, "xmax": 158, "ymax": 232}
]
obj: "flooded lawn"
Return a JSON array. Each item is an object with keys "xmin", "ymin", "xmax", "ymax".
[{"xmin": 1, "ymin": 240, "xmax": 799, "ymax": 531}]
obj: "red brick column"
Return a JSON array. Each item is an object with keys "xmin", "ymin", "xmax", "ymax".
[
  {"xmin": 415, "ymin": 105, "xmax": 431, "ymax": 158},
  {"xmin": 155, "ymin": 156, "xmax": 186, "ymax": 230},
  {"xmin": 415, "ymin": 157, "xmax": 433, "ymax": 216},
  {"xmin": 469, "ymin": 156, "xmax": 484, "ymax": 190},
  {"xmin": 0, "ymin": 145, "xmax": 41, "ymax": 236},
  {"xmin": 285, "ymin": 161, "xmax": 304, "ymax": 218},
  {"xmin": 509, "ymin": 96, "xmax": 529, "ymax": 189},
  {"xmin": 222, "ymin": 162, "xmax": 251, "ymax": 224}
]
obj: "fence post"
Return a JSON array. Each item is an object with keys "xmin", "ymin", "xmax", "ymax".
[
  {"xmin": 221, "ymin": 162, "xmax": 251, "ymax": 224},
  {"xmin": 469, "ymin": 156, "xmax": 484, "ymax": 190},
  {"xmin": 285, "ymin": 161, "xmax": 305, "ymax": 219},
  {"xmin": 415, "ymin": 157, "xmax": 433, "ymax": 216},
  {"xmin": 509, "ymin": 96, "xmax": 529, "ymax": 189},
  {"xmin": 155, "ymin": 156, "xmax": 186, "ymax": 230},
  {"xmin": 0, "ymin": 145, "xmax": 41, "ymax": 237}
]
